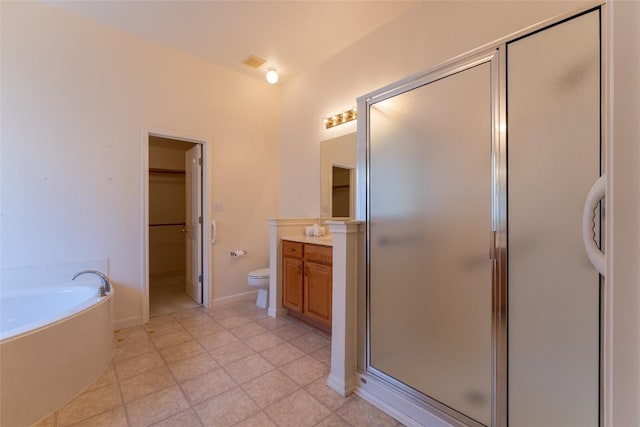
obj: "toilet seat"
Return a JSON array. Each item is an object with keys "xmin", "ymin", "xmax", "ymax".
[{"xmin": 248, "ymin": 268, "xmax": 270, "ymax": 279}]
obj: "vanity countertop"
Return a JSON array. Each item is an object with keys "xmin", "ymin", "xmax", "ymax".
[{"xmin": 281, "ymin": 235, "xmax": 333, "ymax": 247}]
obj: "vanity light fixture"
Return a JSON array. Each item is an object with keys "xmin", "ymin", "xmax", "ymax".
[
  {"xmin": 266, "ymin": 68, "xmax": 279, "ymax": 84},
  {"xmin": 323, "ymin": 107, "xmax": 357, "ymax": 129}
]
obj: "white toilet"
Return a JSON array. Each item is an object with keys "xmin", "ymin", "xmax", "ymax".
[{"xmin": 248, "ymin": 268, "xmax": 270, "ymax": 309}]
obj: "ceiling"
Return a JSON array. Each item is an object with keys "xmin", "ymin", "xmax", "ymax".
[{"xmin": 45, "ymin": 1, "xmax": 418, "ymax": 85}]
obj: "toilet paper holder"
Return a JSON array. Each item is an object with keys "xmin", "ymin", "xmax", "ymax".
[{"xmin": 230, "ymin": 250, "xmax": 247, "ymax": 257}]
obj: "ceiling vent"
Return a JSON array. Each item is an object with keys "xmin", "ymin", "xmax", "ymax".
[{"xmin": 242, "ymin": 55, "xmax": 266, "ymax": 69}]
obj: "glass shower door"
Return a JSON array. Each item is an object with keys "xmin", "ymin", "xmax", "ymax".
[{"xmin": 367, "ymin": 57, "xmax": 496, "ymax": 426}]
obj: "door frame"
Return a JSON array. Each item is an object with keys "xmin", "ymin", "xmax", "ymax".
[{"xmin": 140, "ymin": 129, "xmax": 211, "ymax": 323}]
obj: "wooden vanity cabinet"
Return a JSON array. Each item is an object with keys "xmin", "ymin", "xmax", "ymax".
[
  {"xmin": 282, "ymin": 241, "xmax": 303, "ymax": 312},
  {"xmin": 282, "ymin": 239, "xmax": 332, "ymax": 332}
]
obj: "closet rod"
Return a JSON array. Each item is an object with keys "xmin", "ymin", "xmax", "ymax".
[
  {"xmin": 149, "ymin": 168, "xmax": 185, "ymax": 174},
  {"xmin": 149, "ymin": 222, "xmax": 185, "ymax": 227}
]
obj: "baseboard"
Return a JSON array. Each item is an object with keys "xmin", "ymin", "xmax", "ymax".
[
  {"xmin": 211, "ymin": 290, "xmax": 258, "ymax": 307},
  {"xmin": 267, "ymin": 307, "xmax": 288, "ymax": 318},
  {"xmin": 327, "ymin": 374, "xmax": 356, "ymax": 397},
  {"xmin": 113, "ymin": 315, "xmax": 143, "ymax": 330},
  {"xmin": 355, "ymin": 374, "xmax": 450, "ymax": 427}
]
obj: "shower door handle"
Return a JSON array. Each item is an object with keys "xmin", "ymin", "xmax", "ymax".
[
  {"xmin": 489, "ymin": 230, "xmax": 497, "ymax": 260},
  {"xmin": 211, "ymin": 220, "xmax": 217, "ymax": 245},
  {"xmin": 582, "ymin": 175, "xmax": 606, "ymax": 276}
]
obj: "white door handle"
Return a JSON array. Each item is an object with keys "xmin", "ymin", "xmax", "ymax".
[
  {"xmin": 582, "ymin": 175, "xmax": 606, "ymax": 276},
  {"xmin": 211, "ymin": 220, "xmax": 217, "ymax": 245}
]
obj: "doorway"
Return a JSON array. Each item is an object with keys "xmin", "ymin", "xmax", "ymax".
[
  {"xmin": 147, "ymin": 135, "xmax": 204, "ymax": 317},
  {"xmin": 331, "ymin": 166, "xmax": 354, "ymax": 218}
]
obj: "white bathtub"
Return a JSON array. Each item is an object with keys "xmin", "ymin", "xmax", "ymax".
[{"xmin": 0, "ymin": 283, "xmax": 114, "ymax": 427}]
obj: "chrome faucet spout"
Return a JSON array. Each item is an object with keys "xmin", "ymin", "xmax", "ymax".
[{"xmin": 72, "ymin": 270, "xmax": 111, "ymax": 297}]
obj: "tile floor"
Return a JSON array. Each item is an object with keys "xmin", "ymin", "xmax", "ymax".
[
  {"xmin": 149, "ymin": 273, "xmax": 201, "ymax": 317},
  {"xmin": 32, "ymin": 298, "xmax": 403, "ymax": 427}
]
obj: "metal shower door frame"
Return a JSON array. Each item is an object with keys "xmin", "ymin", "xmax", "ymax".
[{"xmin": 359, "ymin": 48, "xmax": 507, "ymax": 427}]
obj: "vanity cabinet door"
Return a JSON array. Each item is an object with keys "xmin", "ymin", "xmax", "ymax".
[
  {"xmin": 282, "ymin": 256, "xmax": 303, "ymax": 313},
  {"xmin": 303, "ymin": 261, "xmax": 332, "ymax": 326}
]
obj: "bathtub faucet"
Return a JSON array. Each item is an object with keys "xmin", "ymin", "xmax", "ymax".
[{"xmin": 72, "ymin": 270, "xmax": 111, "ymax": 297}]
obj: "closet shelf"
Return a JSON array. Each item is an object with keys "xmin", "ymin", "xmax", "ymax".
[
  {"xmin": 149, "ymin": 168, "xmax": 185, "ymax": 175},
  {"xmin": 149, "ymin": 222, "xmax": 185, "ymax": 227}
]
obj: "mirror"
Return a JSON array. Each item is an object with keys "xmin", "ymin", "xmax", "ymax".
[{"xmin": 320, "ymin": 133, "xmax": 357, "ymax": 218}]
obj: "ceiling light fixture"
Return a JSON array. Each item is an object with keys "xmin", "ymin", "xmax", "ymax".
[{"xmin": 266, "ymin": 68, "xmax": 279, "ymax": 84}]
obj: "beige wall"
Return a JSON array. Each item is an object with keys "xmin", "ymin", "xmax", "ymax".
[{"xmin": 0, "ymin": 2, "xmax": 280, "ymax": 325}]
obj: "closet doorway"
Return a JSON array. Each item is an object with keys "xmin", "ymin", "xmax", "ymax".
[{"xmin": 148, "ymin": 135, "xmax": 203, "ymax": 317}]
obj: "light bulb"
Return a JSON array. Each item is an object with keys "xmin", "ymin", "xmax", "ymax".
[{"xmin": 266, "ymin": 69, "xmax": 279, "ymax": 84}]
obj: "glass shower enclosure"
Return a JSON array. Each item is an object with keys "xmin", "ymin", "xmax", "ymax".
[{"xmin": 359, "ymin": 7, "xmax": 602, "ymax": 427}]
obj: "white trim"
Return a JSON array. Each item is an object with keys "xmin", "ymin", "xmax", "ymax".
[
  {"xmin": 355, "ymin": 374, "xmax": 452, "ymax": 427},
  {"xmin": 326, "ymin": 220, "xmax": 361, "ymax": 399},
  {"xmin": 140, "ymin": 129, "xmax": 211, "ymax": 324},
  {"xmin": 140, "ymin": 130, "xmax": 150, "ymax": 322},
  {"xmin": 327, "ymin": 374, "xmax": 356, "ymax": 397}
]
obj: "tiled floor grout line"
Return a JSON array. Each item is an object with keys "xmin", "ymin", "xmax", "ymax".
[
  {"xmin": 193, "ymin": 305, "xmax": 335, "ymax": 426},
  {"xmin": 212, "ymin": 331, "xmax": 303, "ymax": 424},
  {"xmin": 144, "ymin": 306, "xmax": 278, "ymax": 426},
  {"xmin": 154, "ymin": 309, "xmax": 216, "ymax": 427},
  {"xmin": 146, "ymin": 313, "xmax": 198, "ymax": 427},
  {"xmin": 233, "ymin": 368, "xmax": 283, "ymax": 426},
  {"xmin": 184, "ymin": 304, "xmax": 270, "ymax": 426},
  {"xmin": 112, "ymin": 358, "xmax": 134, "ymax": 427},
  {"xmin": 152, "ymin": 305, "xmax": 313, "ymax": 421},
  {"xmin": 42, "ymin": 300, "xmax": 383, "ymax": 427}
]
